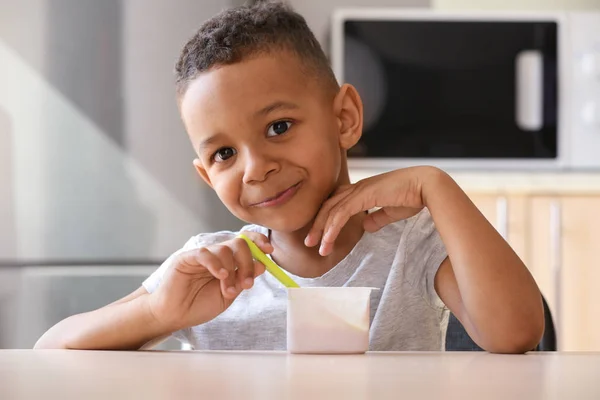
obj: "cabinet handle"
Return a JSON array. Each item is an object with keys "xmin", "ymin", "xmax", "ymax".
[
  {"xmin": 550, "ymin": 200, "xmax": 562, "ymax": 349},
  {"xmin": 496, "ymin": 196, "xmax": 508, "ymax": 240}
]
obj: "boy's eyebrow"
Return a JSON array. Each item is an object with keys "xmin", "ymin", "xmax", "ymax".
[
  {"xmin": 197, "ymin": 133, "xmax": 225, "ymax": 153},
  {"xmin": 254, "ymin": 101, "xmax": 299, "ymax": 117}
]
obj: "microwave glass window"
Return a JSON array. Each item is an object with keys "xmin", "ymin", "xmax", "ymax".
[{"xmin": 343, "ymin": 20, "xmax": 558, "ymax": 159}]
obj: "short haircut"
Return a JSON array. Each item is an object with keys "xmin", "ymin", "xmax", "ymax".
[{"xmin": 174, "ymin": 1, "xmax": 339, "ymax": 99}]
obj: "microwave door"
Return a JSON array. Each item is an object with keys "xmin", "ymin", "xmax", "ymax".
[{"xmin": 343, "ymin": 20, "xmax": 558, "ymax": 160}]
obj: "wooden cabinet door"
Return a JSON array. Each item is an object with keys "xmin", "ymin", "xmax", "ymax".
[
  {"xmin": 466, "ymin": 194, "xmax": 529, "ymax": 265},
  {"xmin": 467, "ymin": 194, "xmax": 499, "ymax": 228},
  {"xmin": 530, "ymin": 196, "xmax": 600, "ymax": 351}
]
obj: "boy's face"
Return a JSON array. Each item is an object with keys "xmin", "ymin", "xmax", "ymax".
[{"xmin": 180, "ymin": 52, "xmax": 362, "ymax": 232}]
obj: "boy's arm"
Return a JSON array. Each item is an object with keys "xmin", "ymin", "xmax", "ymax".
[
  {"xmin": 424, "ymin": 169, "xmax": 544, "ymax": 353},
  {"xmin": 35, "ymin": 232, "xmax": 272, "ymax": 350},
  {"xmin": 34, "ymin": 287, "xmax": 172, "ymax": 350},
  {"xmin": 307, "ymin": 166, "xmax": 544, "ymax": 353}
]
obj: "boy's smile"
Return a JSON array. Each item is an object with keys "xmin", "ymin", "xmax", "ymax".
[
  {"xmin": 180, "ymin": 51, "xmax": 358, "ymax": 233},
  {"xmin": 248, "ymin": 181, "xmax": 303, "ymax": 208}
]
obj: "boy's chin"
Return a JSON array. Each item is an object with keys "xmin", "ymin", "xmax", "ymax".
[{"xmin": 245, "ymin": 213, "xmax": 316, "ymax": 234}]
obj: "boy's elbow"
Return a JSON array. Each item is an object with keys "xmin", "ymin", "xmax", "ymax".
[
  {"xmin": 33, "ymin": 330, "xmax": 70, "ymax": 350},
  {"xmin": 486, "ymin": 315, "xmax": 545, "ymax": 354},
  {"xmin": 34, "ymin": 333, "xmax": 69, "ymax": 349},
  {"xmin": 486, "ymin": 332, "xmax": 542, "ymax": 354},
  {"xmin": 34, "ymin": 323, "xmax": 74, "ymax": 350}
]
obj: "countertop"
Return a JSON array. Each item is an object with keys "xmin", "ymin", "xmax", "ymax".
[{"xmin": 1, "ymin": 350, "xmax": 599, "ymax": 400}]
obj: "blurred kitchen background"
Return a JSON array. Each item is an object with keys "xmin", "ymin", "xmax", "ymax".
[{"xmin": 0, "ymin": 0, "xmax": 599, "ymax": 350}]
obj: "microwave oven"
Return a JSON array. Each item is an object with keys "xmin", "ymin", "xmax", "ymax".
[{"xmin": 331, "ymin": 10, "xmax": 600, "ymax": 170}]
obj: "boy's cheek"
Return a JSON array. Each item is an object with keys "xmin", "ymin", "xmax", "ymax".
[{"xmin": 211, "ymin": 188, "xmax": 242, "ymax": 217}]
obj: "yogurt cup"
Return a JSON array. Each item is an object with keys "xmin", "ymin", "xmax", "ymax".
[{"xmin": 286, "ymin": 287, "xmax": 375, "ymax": 354}]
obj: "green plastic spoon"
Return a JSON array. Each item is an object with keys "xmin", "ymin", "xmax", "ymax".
[{"xmin": 237, "ymin": 233, "xmax": 300, "ymax": 288}]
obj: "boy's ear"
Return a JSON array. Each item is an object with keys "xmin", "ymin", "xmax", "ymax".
[
  {"xmin": 333, "ymin": 83, "xmax": 363, "ymax": 150},
  {"xmin": 193, "ymin": 158, "xmax": 213, "ymax": 188}
]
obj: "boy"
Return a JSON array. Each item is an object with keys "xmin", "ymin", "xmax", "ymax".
[{"xmin": 35, "ymin": 2, "xmax": 543, "ymax": 353}]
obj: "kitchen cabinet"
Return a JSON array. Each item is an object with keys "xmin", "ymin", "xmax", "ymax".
[
  {"xmin": 529, "ymin": 196, "xmax": 600, "ymax": 351},
  {"xmin": 466, "ymin": 194, "xmax": 529, "ymax": 264},
  {"xmin": 468, "ymin": 193, "xmax": 600, "ymax": 351}
]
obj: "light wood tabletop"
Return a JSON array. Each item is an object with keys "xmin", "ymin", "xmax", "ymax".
[{"xmin": 1, "ymin": 350, "xmax": 599, "ymax": 399}]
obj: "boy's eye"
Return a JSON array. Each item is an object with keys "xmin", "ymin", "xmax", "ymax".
[
  {"xmin": 267, "ymin": 121, "xmax": 292, "ymax": 137},
  {"xmin": 213, "ymin": 147, "xmax": 236, "ymax": 162}
]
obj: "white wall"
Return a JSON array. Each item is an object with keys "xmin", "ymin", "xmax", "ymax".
[
  {"xmin": 289, "ymin": 0, "xmax": 431, "ymax": 52},
  {"xmin": 434, "ymin": 0, "xmax": 600, "ymax": 10},
  {"xmin": 123, "ymin": 0, "xmax": 244, "ymax": 251},
  {"xmin": 0, "ymin": 0, "xmax": 245, "ymax": 262}
]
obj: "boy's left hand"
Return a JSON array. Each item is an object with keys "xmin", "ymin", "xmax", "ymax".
[{"xmin": 305, "ymin": 166, "xmax": 439, "ymax": 256}]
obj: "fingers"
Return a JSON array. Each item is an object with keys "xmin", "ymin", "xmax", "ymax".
[
  {"xmin": 307, "ymin": 186, "xmax": 368, "ymax": 256},
  {"xmin": 175, "ymin": 248, "xmax": 236, "ymax": 299},
  {"xmin": 239, "ymin": 231, "xmax": 273, "ymax": 254},
  {"xmin": 364, "ymin": 207, "xmax": 422, "ymax": 232},
  {"xmin": 208, "ymin": 245, "xmax": 239, "ymax": 299},
  {"xmin": 305, "ymin": 187, "xmax": 354, "ymax": 248},
  {"xmin": 232, "ymin": 231, "xmax": 271, "ymax": 289},
  {"xmin": 229, "ymin": 238, "xmax": 256, "ymax": 291},
  {"xmin": 176, "ymin": 234, "xmax": 271, "ymax": 301},
  {"xmin": 363, "ymin": 208, "xmax": 394, "ymax": 233},
  {"xmin": 210, "ymin": 232, "xmax": 272, "ymax": 295},
  {"xmin": 175, "ymin": 248, "xmax": 229, "ymax": 280},
  {"xmin": 253, "ymin": 259, "xmax": 266, "ymax": 277},
  {"xmin": 318, "ymin": 196, "xmax": 361, "ymax": 256}
]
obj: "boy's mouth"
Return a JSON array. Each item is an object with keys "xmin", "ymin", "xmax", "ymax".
[{"xmin": 250, "ymin": 182, "xmax": 302, "ymax": 208}]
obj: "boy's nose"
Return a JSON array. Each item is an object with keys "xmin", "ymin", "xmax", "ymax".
[{"xmin": 241, "ymin": 149, "xmax": 280, "ymax": 184}]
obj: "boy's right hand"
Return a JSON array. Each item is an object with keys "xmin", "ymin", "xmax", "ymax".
[{"xmin": 147, "ymin": 232, "xmax": 272, "ymax": 332}]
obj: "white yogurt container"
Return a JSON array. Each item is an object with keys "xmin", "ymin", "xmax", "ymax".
[{"xmin": 286, "ymin": 287, "xmax": 375, "ymax": 354}]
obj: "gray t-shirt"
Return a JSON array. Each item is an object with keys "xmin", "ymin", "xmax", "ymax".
[{"xmin": 143, "ymin": 208, "xmax": 449, "ymax": 351}]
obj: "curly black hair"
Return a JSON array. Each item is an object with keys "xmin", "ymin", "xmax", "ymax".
[{"xmin": 174, "ymin": 1, "xmax": 339, "ymax": 99}]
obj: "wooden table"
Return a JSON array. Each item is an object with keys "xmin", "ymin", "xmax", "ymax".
[{"xmin": 1, "ymin": 351, "xmax": 599, "ymax": 399}]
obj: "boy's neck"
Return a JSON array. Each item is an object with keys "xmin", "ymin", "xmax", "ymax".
[
  {"xmin": 268, "ymin": 161, "xmax": 364, "ymax": 278},
  {"xmin": 269, "ymin": 211, "xmax": 366, "ymax": 279}
]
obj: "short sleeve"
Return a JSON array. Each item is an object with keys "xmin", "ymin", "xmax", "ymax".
[{"xmin": 403, "ymin": 208, "xmax": 448, "ymax": 310}]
